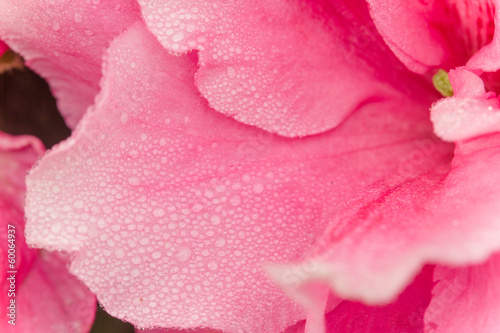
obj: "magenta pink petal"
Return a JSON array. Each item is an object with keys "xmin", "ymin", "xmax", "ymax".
[
  {"xmin": 0, "ymin": 133, "xmax": 44, "ymax": 301},
  {"xmin": 0, "ymin": 0, "xmax": 140, "ymax": 128},
  {"xmin": 468, "ymin": 1, "xmax": 500, "ymax": 71},
  {"xmin": 324, "ymin": 266, "xmax": 434, "ymax": 333},
  {"xmin": 0, "ymin": 132, "xmax": 96, "ymax": 332},
  {"xmin": 270, "ymin": 128, "xmax": 500, "ymax": 307},
  {"xmin": 25, "ymin": 22, "xmax": 445, "ymax": 332},
  {"xmin": 424, "ymin": 253, "xmax": 500, "ymax": 333},
  {"xmin": 1, "ymin": 252, "xmax": 97, "ymax": 333},
  {"xmin": 283, "ymin": 266, "xmax": 433, "ymax": 333},
  {"xmin": 138, "ymin": 0, "xmax": 429, "ymax": 137},
  {"xmin": 0, "ymin": 40, "xmax": 8, "ymax": 56},
  {"xmin": 368, "ymin": 0, "xmax": 496, "ymax": 73},
  {"xmin": 138, "ymin": 329, "xmax": 220, "ymax": 333}
]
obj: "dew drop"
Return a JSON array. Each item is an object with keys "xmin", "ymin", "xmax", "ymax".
[
  {"xmin": 74, "ymin": 12, "xmax": 83, "ymax": 23},
  {"xmin": 128, "ymin": 176, "xmax": 140, "ymax": 186},
  {"xmin": 153, "ymin": 208, "xmax": 165, "ymax": 217},
  {"xmin": 227, "ymin": 66, "xmax": 236, "ymax": 78},
  {"xmin": 215, "ymin": 238, "xmax": 226, "ymax": 247},
  {"xmin": 175, "ymin": 247, "xmax": 192, "ymax": 262},
  {"xmin": 172, "ymin": 32, "xmax": 184, "ymax": 42}
]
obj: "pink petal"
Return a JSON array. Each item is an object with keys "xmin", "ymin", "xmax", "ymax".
[
  {"xmin": 0, "ymin": 40, "xmax": 8, "ymax": 56},
  {"xmin": 324, "ymin": 265, "xmax": 434, "ymax": 333},
  {"xmin": 0, "ymin": 133, "xmax": 43, "ymax": 305},
  {"xmin": 270, "ymin": 127, "xmax": 500, "ymax": 307},
  {"xmin": 424, "ymin": 253, "xmax": 500, "ymax": 333},
  {"xmin": 0, "ymin": 132, "xmax": 44, "ymax": 210},
  {"xmin": 431, "ymin": 68, "xmax": 500, "ymax": 142},
  {"xmin": 25, "ymin": 22, "xmax": 444, "ymax": 332},
  {"xmin": 284, "ymin": 266, "xmax": 434, "ymax": 333},
  {"xmin": 368, "ymin": 0, "xmax": 496, "ymax": 73},
  {"xmin": 138, "ymin": 0, "xmax": 429, "ymax": 137},
  {"xmin": 467, "ymin": 1, "xmax": 500, "ymax": 71},
  {"xmin": 138, "ymin": 329, "xmax": 220, "ymax": 333},
  {"xmin": 0, "ymin": 132, "xmax": 96, "ymax": 332},
  {"xmin": 0, "ymin": 0, "xmax": 140, "ymax": 128},
  {"xmin": 1, "ymin": 252, "xmax": 97, "ymax": 333}
]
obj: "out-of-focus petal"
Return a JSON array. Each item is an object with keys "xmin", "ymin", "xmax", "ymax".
[
  {"xmin": 424, "ymin": 253, "xmax": 500, "ymax": 333},
  {"xmin": 0, "ymin": 132, "xmax": 96, "ymax": 332},
  {"xmin": 0, "ymin": 40, "xmax": 8, "ymax": 56},
  {"xmin": 0, "ymin": 0, "xmax": 140, "ymax": 128},
  {"xmin": 467, "ymin": 1, "xmax": 500, "ymax": 71},
  {"xmin": 25, "ymin": 22, "xmax": 445, "ymax": 332},
  {"xmin": 1, "ymin": 252, "xmax": 97, "ymax": 333},
  {"xmin": 139, "ymin": 0, "xmax": 430, "ymax": 137}
]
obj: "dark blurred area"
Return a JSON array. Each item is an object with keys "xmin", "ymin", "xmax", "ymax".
[
  {"xmin": 0, "ymin": 67, "xmax": 70, "ymax": 148},
  {"xmin": 0, "ymin": 66, "xmax": 135, "ymax": 333}
]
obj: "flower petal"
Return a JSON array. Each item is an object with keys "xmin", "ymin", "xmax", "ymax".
[
  {"xmin": 467, "ymin": 1, "xmax": 500, "ymax": 71},
  {"xmin": 368, "ymin": 0, "xmax": 496, "ymax": 73},
  {"xmin": 0, "ymin": 0, "xmax": 140, "ymax": 128},
  {"xmin": 1, "ymin": 252, "xmax": 97, "ymax": 333},
  {"xmin": 424, "ymin": 253, "xmax": 500, "ymax": 333},
  {"xmin": 139, "ymin": 0, "xmax": 428, "ymax": 137},
  {"xmin": 431, "ymin": 68, "xmax": 500, "ymax": 142},
  {"xmin": 283, "ymin": 266, "xmax": 434, "ymax": 333},
  {"xmin": 0, "ymin": 40, "xmax": 8, "ymax": 56},
  {"xmin": 0, "ymin": 132, "xmax": 96, "ymax": 332},
  {"xmin": 270, "ymin": 127, "xmax": 500, "ymax": 307},
  {"xmin": 25, "ymin": 22, "xmax": 442, "ymax": 332}
]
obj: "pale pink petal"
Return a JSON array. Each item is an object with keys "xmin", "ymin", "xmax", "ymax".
[
  {"xmin": 368, "ymin": 0, "xmax": 496, "ymax": 73},
  {"xmin": 431, "ymin": 68, "xmax": 500, "ymax": 142},
  {"xmin": 1, "ymin": 252, "xmax": 97, "ymax": 333},
  {"xmin": 0, "ymin": 0, "xmax": 140, "ymax": 128},
  {"xmin": 25, "ymin": 23, "xmax": 444, "ymax": 332},
  {"xmin": 0, "ymin": 132, "xmax": 96, "ymax": 332},
  {"xmin": 424, "ymin": 253, "xmax": 500, "ymax": 333},
  {"xmin": 448, "ymin": 67, "xmax": 487, "ymax": 97},
  {"xmin": 139, "ymin": 0, "xmax": 429, "ymax": 137}
]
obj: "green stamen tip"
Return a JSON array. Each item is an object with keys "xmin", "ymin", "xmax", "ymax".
[{"xmin": 433, "ymin": 69, "xmax": 454, "ymax": 97}]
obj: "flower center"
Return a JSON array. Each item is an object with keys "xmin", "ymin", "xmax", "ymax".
[{"xmin": 433, "ymin": 69, "xmax": 454, "ymax": 97}]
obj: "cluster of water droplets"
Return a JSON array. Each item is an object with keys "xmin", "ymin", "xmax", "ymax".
[
  {"xmin": 25, "ymin": 25, "xmax": 330, "ymax": 333},
  {"xmin": 138, "ymin": 0, "xmax": 355, "ymax": 137}
]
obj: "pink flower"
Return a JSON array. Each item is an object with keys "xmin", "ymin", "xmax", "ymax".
[
  {"xmin": 0, "ymin": 132, "xmax": 96, "ymax": 332},
  {"xmin": 1, "ymin": 0, "xmax": 500, "ymax": 332}
]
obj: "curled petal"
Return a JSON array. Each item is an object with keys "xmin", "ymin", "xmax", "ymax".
[
  {"xmin": 424, "ymin": 254, "xmax": 500, "ymax": 333},
  {"xmin": 139, "ymin": 0, "xmax": 429, "ymax": 137}
]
